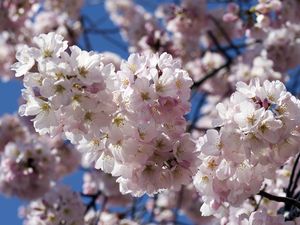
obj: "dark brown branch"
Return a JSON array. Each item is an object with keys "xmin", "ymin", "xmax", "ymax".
[
  {"xmin": 98, "ymin": 32, "xmax": 128, "ymax": 52},
  {"xmin": 149, "ymin": 194, "xmax": 158, "ymax": 222},
  {"xmin": 81, "ymin": 191, "xmax": 102, "ymax": 214},
  {"xmin": 258, "ymin": 190, "xmax": 300, "ymax": 210},
  {"xmin": 190, "ymin": 30, "xmax": 233, "ymax": 90},
  {"xmin": 187, "ymin": 94, "xmax": 206, "ymax": 132},
  {"xmin": 173, "ymin": 187, "xmax": 184, "ymax": 224},
  {"xmin": 209, "ymin": 39, "xmax": 261, "ymax": 52},
  {"xmin": 85, "ymin": 28, "xmax": 121, "ymax": 34},
  {"xmin": 80, "ymin": 16, "xmax": 92, "ymax": 51},
  {"xmin": 208, "ymin": 15, "xmax": 241, "ymax": 55},
  {"xmin": 287, "ymin": 153, "xmax": 300, "ymax": 197},
  {"xmin": 191, "ymin": 60, "xmax": 231, "ymax": 89},
  {"xmin": 207, "ymin": 30, "xmax": 231, "ymax": 61},
  {"xmin": 130, "ymin": 197, "xmax": 138, "ymax": 219},
  {"xmin": 291, "ymin": 170, "xmax": 300, "ymax": 197},
  {"xmin": 80, "ymin": 14, "xmax": 127, "ymax": 53}
]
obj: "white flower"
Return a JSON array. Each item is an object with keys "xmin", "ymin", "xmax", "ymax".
[
  {"xmin": 33, "ymin": 32, "xmax": 68, "ymax": 59},
  {"xmin": 19, "ymin": 89, "xmax": 58, "ymax": 135},
  {"xmin": 130, "ymin": 77, "xmax": 157, "ymax": 109},
  {"xmin": 233, "ymin": 101, "xmax": 264, "ymax": 132},
  {"xmin": 69, "ymin": 46, "xmax": 103, "ymax": 85},
  {"xmin": 200, "ymin": 129, "xmax": 222, "ymax": 156},
  {"xmin": 11, "ymin": 46, "xmax": 35, "ymax": 77}
]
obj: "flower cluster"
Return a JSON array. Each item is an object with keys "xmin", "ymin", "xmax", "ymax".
[
  {"xmin": 43, "ymin": 0, "xmax": 83, "ymax": 21},
  {"xmin": 185, "ymin": 51, "xmax": 228, "ymax": 95},
  {"xmin": 13, "ymin": 32, "xmax": 116, "ymax": 139},
  {"xmin": 0, "ymin": 0, "xmax": 82, "ymax": 81},
  {"xmin": 0, "ymin": 139, "xmax": 56, "ymax": 199},
  {"xmin": 223, "ymin": 208, "xmax": 295, "ymax": 225},
  {"xmin": 85, "ymin": 211, "xmax": 140, "ymax": 225},
  {"xmin": 14, "ymin": 32, "xmax": 198, "ymax": 196},
  {"xmin": 20, "ymin": 185, "xmax": 85, "ymax": 225},
  {"xmin": 146, "ymin": 184, "xmax": 217, "ymax": 224},
  {"xmin": 194, "ymin": 79, "xmax": 300, "ymax": 216},
  {"xmin": 252, "ymin": 0, "xmax": 282, "ymax": 29},
  {"xmin": 0, "ymin": 114, "xmax": 29, "ymax": 152},
  {"xmin": 105, "ymin": 0, "xmax": 157, "ymax": 52},
  {"xmin": 0, "ymin": 32, "xmax": 18, "ymax": 81},
  {"xmin": 103, "ymin": 52, "xmax": 199, "ymax": 196},
  {"xmin": 48, "ymin": 136, "xmax": 81, "ymax": 178},
  {"xmin": 0, "ymin": 114, "xmax": 80, "ymax": 199},
  {"xmin": 264, "ymin": 23, "xmax": 300, "ymax": 72},
  {"xmin": 217, "ymin": 157, "xmax": 300, "ymax": 224},
  {"xmin": 0, "ymin": 0, "xmax": 38, "ymax": 31},
  {"xmin": 156, "ymin": 0, "xmax": 206, "ymax": 61},
  {"xmin": 82, "ymin": 169, "xmax": 131, "ymax": 206},
  {"xmin": 229, "ymin": 52, "xmax": 282, "ymax": 85}
]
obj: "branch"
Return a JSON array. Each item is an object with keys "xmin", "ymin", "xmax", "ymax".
[
  {"xmin": 209, "ymin": 39, "xmax": 261, "ymax": 53},
  {"xmin": 130, "ymin": 197, "xmax": 138, "ymax": 219},
  {"xmin": 80, "ymin": 16, "xmax": 92, "ymax": 51},
  {"xmin": 99, "ymin": 32, "xmax": 128, "ymax": 52},
  {"xmin": 208, "ymin": 15, "xmax": 241, "ymax": 55},
  {"xmin": 190, "ymin": 29, "xmax": 233, "ymax": 90},
  {"xmin": 207, "ymin": 30, "xmax": 231, "ymax": 61},
  {"xmin": 287, "ymin": 153, "xmax": 300, "ymax": 197},
  {"xmin": 92, "ymin": 195, "xmax": 108, "ymax": 225},
  {"xmin": 85, "ymin": 28, "xmax": 121, "ymax": 34},
  {"xmin": 80, "ymin": 14, "xmax": 127, "ymax": 53},
  {"xmin": 187, "ymin": 94, "xmax": 206, "ymax": 132},
  {"xmin": 173, "ymin": 187, "xmax": 184, "ymax": 224},
  {"xmin": 191, "ymin": 60, "xmax": 231, "ymax": 90},
  {"xmin": 258, "ymin": 190, "xmax": 300, "ymax": 210},
  {"xmin": 81, "ymin": 191, "xmax": 102, "ymax": 214},
  {"xmin": 149, "ymin": 194, "xmax": 158, "ymax": 223},
  {"xmin": 291, "ymin": 170, "xmax": 300, "ymax": 197}
]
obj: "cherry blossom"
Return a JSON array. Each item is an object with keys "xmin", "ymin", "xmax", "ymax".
[
  {"xmin": 194, "ymin": 79, "xmax": 300, "ymax": 216},
  {"xmin": 4, "ymin": 0, "xmax": 300, "ymax": 224},
  {"xmin": 20, "ymin": 185, "xmax": 85, "ymax": 225}
]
